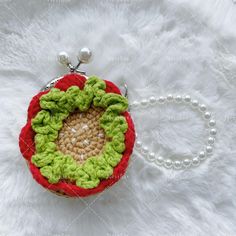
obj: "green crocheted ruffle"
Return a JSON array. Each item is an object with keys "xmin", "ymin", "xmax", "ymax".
[{"xmin": 31, "ymin": 76, "xmax": 128, "ymax": 189}]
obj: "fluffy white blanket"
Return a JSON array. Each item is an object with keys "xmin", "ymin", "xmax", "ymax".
[{"xmin": 1, "ymin": 0, "xmax": 236, "ymax": 235}]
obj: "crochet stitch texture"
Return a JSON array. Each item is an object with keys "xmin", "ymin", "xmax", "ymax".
[
  {"xmin": 19, "ymin": 73, "xmax": 135, "ymax": 197},
  {"xmin": 31, "ymin": 76, "xmax": 128, "ymax": 189}
]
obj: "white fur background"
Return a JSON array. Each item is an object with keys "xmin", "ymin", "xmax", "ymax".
[{"xmin": 0, "ymin": 0, "xmax": 236, "ymax": 235}]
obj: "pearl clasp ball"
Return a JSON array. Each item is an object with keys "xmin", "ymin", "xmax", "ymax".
[
  {"xmin": 58, "ymin": 51, "xmax": 70, "ymax": 65},
  {"xmin": 78, "ymin": 47, "xmax": 92, "ymax": 64}
]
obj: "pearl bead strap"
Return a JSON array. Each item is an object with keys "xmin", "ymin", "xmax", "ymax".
[{"xmin": 131, "ymin": 94, "xmax": 217, "ymax": 170}]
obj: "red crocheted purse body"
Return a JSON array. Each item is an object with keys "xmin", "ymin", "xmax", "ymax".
[{"xmin": 19, "ymin": 74, "xmax": 135, "ymax": 197}]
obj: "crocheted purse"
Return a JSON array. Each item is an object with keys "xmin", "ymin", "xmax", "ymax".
[{"xmin": 19, "ymin": 73, "xmax": 135, "ymax": 197}]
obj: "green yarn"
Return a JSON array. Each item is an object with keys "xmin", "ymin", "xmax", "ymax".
[{"xmin": 31, "ymin": 76, "xmax": 128, "ymax": 189}]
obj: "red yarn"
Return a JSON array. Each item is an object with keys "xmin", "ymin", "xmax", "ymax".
[{"xmin": 19, "ymin": 74, "xmax": 135, "ymax": 197}]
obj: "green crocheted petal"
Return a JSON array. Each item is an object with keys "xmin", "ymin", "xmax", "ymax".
[
  {"xmin": 111, "ymin": 131, "xmax": 126, "ymax": 151},
  {"xmin": 100, "ymin": 93, "xmax": 128, "ymax": 111},
  {"xmin": 103, "ymin": 143, "xmax": 123, "ymax": 167},
  {"xmin": 99, "ymin": 111, "xmax": 116, "ymax": 129},
  {"xmin": 34, "ymin": 134, "xmax": 48, "ymax": 153},
  {"xmin": 57, "ymin": 86, "xmax": 80, "ymax": 112},
  {"xmin": 35, "ymin": 133, "xmax": 59, "ymax": 154},
  {"xmin": 40, "ymin": 88, "xmax": 65, "ymax": 112},
  {"xmin": 37, "ymin": 141, "xmax": 56, "ymax": 154},
  {"xmin": 95, "ymin": 157, "xmax": 113, "ymax": 179},
  {"xmin": 75, "ymin": 92, "xmax": 92, "ymax": 111},
  {"xmin": 86, "ymin": 76, "xmax": 106, "ymax": 91},
  {"xmin": 76, "ymin": 167, "xmax": 90, "ymax": 180},
  {"xmin": 32, "ymin": 110, "xmax": 52, "ymax": 134},
  {"xmin": 62, "ymin": 162, "xmax": 80, "ymax": 180},
  {"xmin": 31, "ymin": 76, "xmax": 129, "ymax": 189},
  {"xmin": 82, "ymin": 157, "xmax": 99, "ymax": 179},
  {"xmin": 50, "ymin": 112, "xmax": 68, "ymax": 131},
  {"xmin": 40, "ymin": 166, "xmax": 61, "ymax": 184},
  {"xmin": 86, "ymin": 76, "xmax": 106, "ymax": 107},
  {"xmin": 93, "ymin": 91, "xmax": 106, "ymax": 107},
  {"xmin": 61, "ymin": 156, "xmax": 85, "ymax": 181},
  {"xmin": 101, "ymin": 116, "xmax": 128, "ymax": 137},
  {"xmin": 76, "ymin": 179, "xmax": 100, "ymax": 189},
  {"xmin": 32, "ymin": 153, "xmax": 54, "ymax": 167}
]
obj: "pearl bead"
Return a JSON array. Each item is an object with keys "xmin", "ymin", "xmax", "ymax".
[
  {"xmin": 167, "ymin": 94, "xmax": 174, "ymax": 101},
  {"xmin": 158, "ymin": 96, "xmax": 166, "ymax": 103},
  {"xmin": 210, "ymin": 128, "xmax": 217, "ymax": 136},
  {"xmin": 131, "ymin": 101, "xmax": 139, "ymax": 109},
  {"xmin": 71, "ymin": 128, "xmax": 76, "ymax": 133},
  {"xmin": 98, "ymin": 133, "xmax": 104, "ymax": 138},
  {"xmin": 183, "ymin": 159, "xmax": 191, "ymax": 167},
  {"xmin": 209, "ymin": 119, "xmax": 216, "ymax": 127},
  {"xmin": 164, "ymin": 159, "xmax": 173, "ymax": 168},
  {"xmin": 155, "ymin": 156, "xmax": 164, "ymax": 166},
  {"xmin": 83, "ymin": 139, "xmax": 90, "ymax": 146},
  {"xmin": 184, "ymin": 95, "xmax": 191, "ymax": 102},
  {"xmin": 207, "ymin": 137, "xmax": 215, "ymax": 145},
  {"xmin": 135, "ymin": 140, "xmax": 142, "ymax": 149},
  {"xmin": 174, "ymin": 160, "xmax": 182, "ymax": 169},
  {"xmin": 141, "ymin": 146, "xmax": 149, "ymax": 155},
  {"xmin": 147, "ymin": 152, "xmax": 156, "ymax": 162},
  {"xmin": 199, "ymin": 151, "xmax": 206, "ymax": 160},
  {"xmin": 199, "ymin": 104, "xmax": 207, "ymax": 112},
  {"xmin": 149, "ymin": 96, "xmax": 156, "ymax": 104},
  {"xmin": 71, "ymin": 138, "xmax": 76, "ymax": 144},
  {"xmin": 58, "ymin": 51, "xmax": 70, "ymax": 65},
  {"xmin": 191, "ymin": 100, "xmax": 199, "ymax": 108},
  {"xmin": 206, "ymin": 145, "xmax": 213, "ymax": 154},
  {"xmin": 204, "ymin": 112, "xmax": 211, "ymax": 120},
  {"xmin": 141, "ymin": 99, "xmax": 148, "ymax": 107},
  {"xmin": 78, "ymin": 47, "xmax": 92, "ymax": 63},
  {"xmin": 82, "ymin": 124, "xmax": 89, "ymax": 131},
  {"xmin": 192, "ymin": 157, "xmax": 200, "ymax": 166},
  {"xmin": 175, "ymin": 95, "xmax": 182, "ymax": 103}
]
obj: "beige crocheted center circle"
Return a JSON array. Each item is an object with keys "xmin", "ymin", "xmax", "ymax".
[{"xmin": 56, "ymin": 106, "xmax": 106, "ymax": 164}]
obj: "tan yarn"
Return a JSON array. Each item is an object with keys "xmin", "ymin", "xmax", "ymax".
[{"xmin": 56, "ymin": 106, "xmax": 107, "ymax": 164}]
